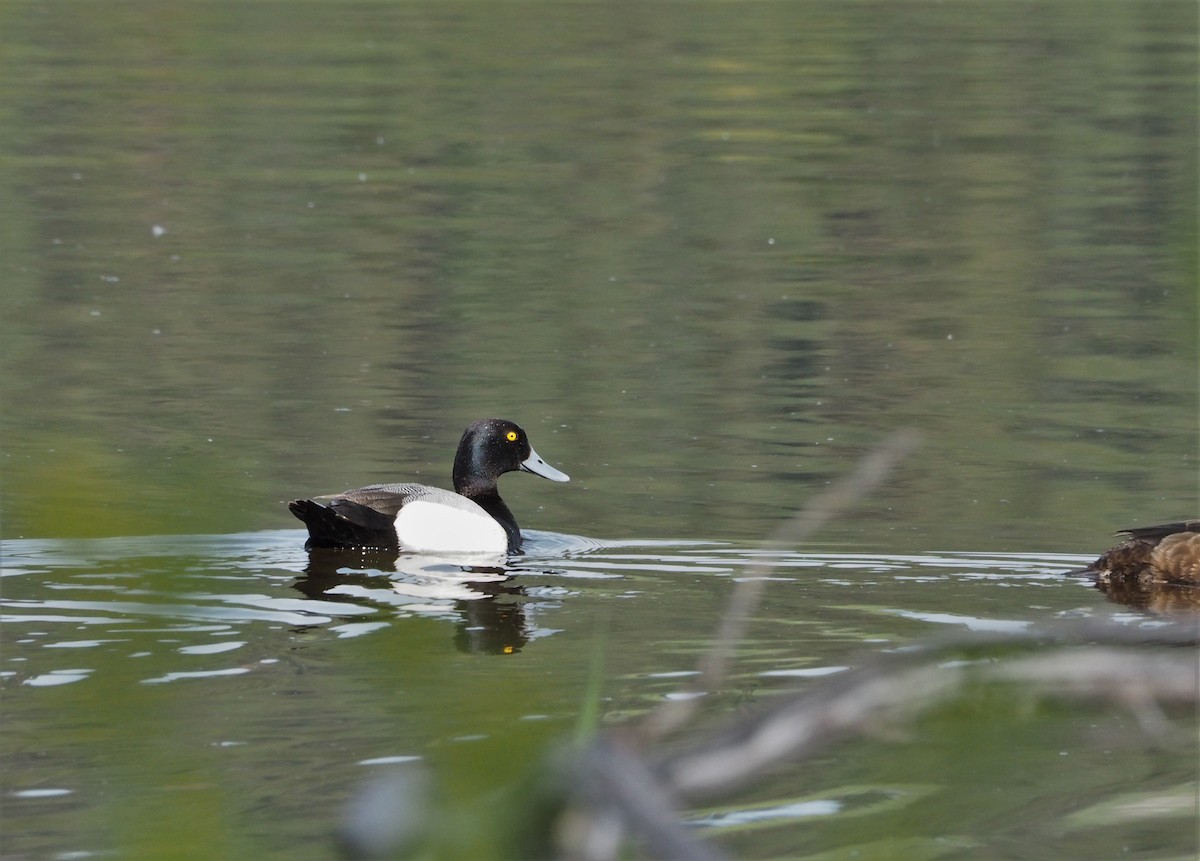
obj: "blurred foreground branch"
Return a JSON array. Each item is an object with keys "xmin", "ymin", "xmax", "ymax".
[
  {"xmin": 636, "ymin": 429, "xmax": 922, "ymax": 743},
  {"xmin": 560, "ymin": 623, "xmax": 1198, "ymax": 861}
]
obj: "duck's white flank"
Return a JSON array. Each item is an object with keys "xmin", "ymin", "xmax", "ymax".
[{"xmin": 393, "ymin": 498, "xmax": 508, "ymax": 554}]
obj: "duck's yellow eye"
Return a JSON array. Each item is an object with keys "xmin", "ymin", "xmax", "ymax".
[{"xmin": 506, "ymin": 431, "xmax": 518, "ymax": 442}]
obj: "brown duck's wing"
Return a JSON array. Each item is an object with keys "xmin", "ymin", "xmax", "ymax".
[{"xmin": 1149, "ymin": 532, "xmax": 1200, "ymax": 584}]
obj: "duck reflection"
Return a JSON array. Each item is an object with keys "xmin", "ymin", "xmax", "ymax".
[
  {"xmin": 292, "ymin": 548, "xmax": 536, "ymax": 654},
  {"xmin": 1073, "ymin": 521, "xmax": 1200, "ymax": 615}
]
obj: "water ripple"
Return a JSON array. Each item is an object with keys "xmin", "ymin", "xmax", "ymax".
[{"xmin": 0, "ymin": 530, "xmax": 1115, "ymax": 691}]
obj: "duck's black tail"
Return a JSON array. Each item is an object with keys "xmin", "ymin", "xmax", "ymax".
[
  {"xmin": 1117, "ymin": 521, "xmax": 1200, "ymax": 542},
  {"xmin": 288, "ymin": 499, "xmax": 399, "ymax": 550}
]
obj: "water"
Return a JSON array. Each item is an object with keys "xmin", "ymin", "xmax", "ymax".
[
  {"xmin": 3, "ymin": 532, "xmax": 1195, "ymax": 859},
  {"xmin": 2, "ymin": 1, "xmax": 1197, "ymax": 858}
]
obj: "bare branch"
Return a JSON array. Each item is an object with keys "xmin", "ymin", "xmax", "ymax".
[
  {"xmin": 660, "ymin": 625, "xmax": 1199, "ymax": 801},
  {"xmin": 635, "ymin": 429, "xmax": 922, "ymax": 743},
  {"xmin": 557, "ymin": 623, "xmax": 1198, "ymax": 860}
]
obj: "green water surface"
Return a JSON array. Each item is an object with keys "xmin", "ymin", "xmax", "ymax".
[{"xmin": 2, "ymin": 2, "xmax": 1196, "ymax": 859}]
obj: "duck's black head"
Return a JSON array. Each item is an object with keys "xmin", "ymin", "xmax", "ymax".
[{"xmin": 452, "ymin": 418, "xmax": 569, "ymax": 498}]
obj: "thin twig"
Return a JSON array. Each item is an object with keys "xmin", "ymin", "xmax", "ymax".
[{"xmin": 635, "ymin": 429, "xmax": 921, "ymax": 743}]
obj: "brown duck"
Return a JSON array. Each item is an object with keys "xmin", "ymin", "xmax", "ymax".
[{"xmin": 1075, "ymin": 521, "xmax": 1200, "ymax": 613}]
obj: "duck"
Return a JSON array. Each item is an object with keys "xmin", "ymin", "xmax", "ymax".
[
  {"xmin": 289, "ymin": 418, "xmax": 569, "ymax": 554},
  {"xmin": 1071, "ymin": 521, "xmax": 1200, "ymax": 615},
  {"xmin": 1076, "ymin": 521, "xmax": 1200, "ymax": 585}
]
